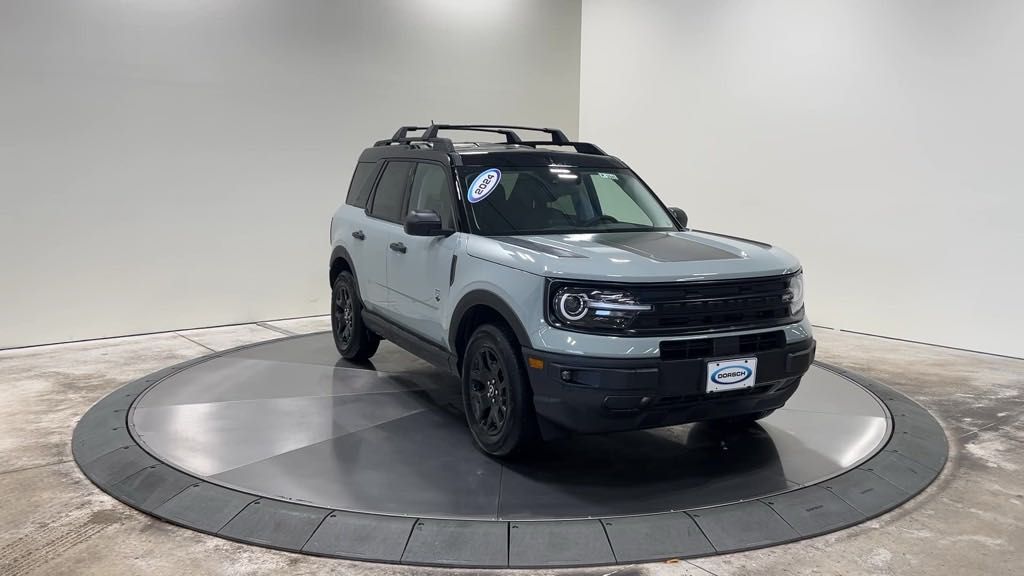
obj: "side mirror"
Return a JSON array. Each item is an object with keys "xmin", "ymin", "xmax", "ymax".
[
  {"xmin": 669, "ymin": 207, "xmax": 688, "ymax": 229},
  {"xmin": 404, "ymin": 210, "xmax": 451, "ymax": 237}
]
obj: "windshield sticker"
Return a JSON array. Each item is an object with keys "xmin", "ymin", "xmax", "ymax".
[
  {"xmin": 467, "ymin": 168, "xmax": 502, "ymax": 203},
  {"xmin": 597, "ymin": 172, "xmax": 618, "ymax": 180}
]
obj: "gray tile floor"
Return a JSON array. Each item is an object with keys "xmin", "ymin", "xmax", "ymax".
[{"xmin": 1, "ymin": 318, "xmax": 1021, "ymax": 575}]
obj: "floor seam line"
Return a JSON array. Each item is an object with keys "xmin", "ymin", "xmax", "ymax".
[
  {"xmin": 761, "ymin": 498, "xmax": 801, "ymax": 535},
  {"xmin": 215, "ymin": 497, "xmax": 259, "ymax": 534},
  {"xmin": 598, "ymin": 517, "xmax": 618, "ymax": 563},
  {"xmin": 0, "ymin": 458, "xmax": 72, "ymax": 476},
  {"xmin": 299, "ymin": 510, "xmax": 333, "ymax": 552},
  {"xmin": 861, "ymin": 467, "xmax": 911, "ymax": 494},
  {"xmin": 256, "ymin": 322, "xmax": 297, "ymax": 336},
  {"xmin": 214, "ymin": 354, "xmax": 446, "ymax": 377},
  {"xmin": 878, "ymin": 448, "xmax": 941, "ymax": 475},
  {"xmin": 150, "ymin": 478, "xmax": 195, "ymax": 510},
  {"xmin": 685, "ymin": 560, "xmax": 723, "ymax": 576},
  {"xmin": 398, "ymin": 517, "xmax": 420, "ymax": 563},
  {"xmin": 0, "ymin": 315, "xmax": 329, "ymax": 352},
  {"xmin": 205, "ymin": 409, "xmax": 428, "ymax": 479},
  {"xmin": 833, "ymin": 328, "xmax": 1024, "ymax": 361},
  {"xmin": 495, "ymin": 465, "xmax": 504, "ymax": 520},
  {"xmin": 777, "ymin": 406, "xmax": 890, "ymax": 417},
  {"xmin": 137, "ymin": 387, "xmax": 437, "ymax": 409},
  {"xmin": 822, "ymin": 484, "xmax": 868, "ymax": 516},
  {"xmin": 685, "ymin": 511, "xmax": 718, "ymax": 552},
  {"xmin": 174, "ymin": 332, "xmax": 216, "ymax": 353},
  {"xmin": 958, "ymin": 407, "xmax": 1024, "ymax": 438}
]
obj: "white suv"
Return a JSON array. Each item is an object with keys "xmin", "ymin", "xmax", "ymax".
[{"xmin": 329, "ymin": 124, "xmax": 815, "ymax": 456}]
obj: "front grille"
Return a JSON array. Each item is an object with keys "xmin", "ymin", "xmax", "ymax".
[
  {"xmin": 660, "ymin": 330, "xmax": 786, "ymax": 361},
  {"xmin": 738, "ymin": 331, "xmax": 787, "ymax": 354},
  {"xmin": 629, "ymin": 274, "xmax": 800, "ymax": 336}
]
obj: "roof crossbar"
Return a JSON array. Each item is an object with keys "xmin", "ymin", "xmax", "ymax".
[
  {"xmin": 377, "ymin": 124, "xmax": 607, "ymax": 155},
  {"xmin": 373, "ymin": 127, "xmax": 455, "ymax": 153}
]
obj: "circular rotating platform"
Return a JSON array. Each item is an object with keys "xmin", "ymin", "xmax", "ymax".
[{"xmin": 73, "ymin": 332, "xmax": 947, "ymax": 568}]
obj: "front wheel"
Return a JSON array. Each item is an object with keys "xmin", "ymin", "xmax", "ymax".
[
  {"xmin": 331, "ymin": 270, "xmax": 379, "ymax": 361},
  {"xmin": 462, "ymin": 324, "xmax": 539, "ymax": 457}
]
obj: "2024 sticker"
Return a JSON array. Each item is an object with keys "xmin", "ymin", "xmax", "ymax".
[{"xmin": 467, "ymin": 169, "xmax": 502, "ymax": 203}]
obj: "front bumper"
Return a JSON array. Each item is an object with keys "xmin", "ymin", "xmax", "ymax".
[{"xmin": 522, "ymin": 336, "xmax": 816, "ymax": 435}]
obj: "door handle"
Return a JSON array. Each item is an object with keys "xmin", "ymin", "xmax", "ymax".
[
  {"xmin": 389, "ymin": 242, "xmax": 407, "ymax": 254},
  {"xmin": 351, "ymin": 230, "xmax": 365, "ymax": 241}
]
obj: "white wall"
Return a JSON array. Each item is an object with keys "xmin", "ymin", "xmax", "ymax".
[
  {"xmin": 0, "ymin": 0, "xmax": 581, "ymax": 348},
  {"xmin": 581, "ymin": 0, "xmax": 1024, "ymax": 357}
]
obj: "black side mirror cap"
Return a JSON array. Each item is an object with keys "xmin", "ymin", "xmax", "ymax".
[
  {"xmin": 404, "ymin": 210, "xmax": 453, "ymax": 237},
  {"xmin": 669, "ymin": 207, "xmax": 688, "ymax": 229}
]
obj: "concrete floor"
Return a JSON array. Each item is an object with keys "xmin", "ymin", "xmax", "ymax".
[{"xmin": 1, "ymin": 318, "xmax": 1021, "ymax": 575}]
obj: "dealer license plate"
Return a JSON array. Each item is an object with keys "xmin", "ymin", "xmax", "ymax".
[{"xmin": 706, "ymin": 357, "xmax": 758, "ymax": 393}]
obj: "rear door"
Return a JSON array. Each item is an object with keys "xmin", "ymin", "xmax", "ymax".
[
  {"xmin": 360, "ymin": 160, "xmax": 414, "ymax": 314},
  {"xmin": 337, "ymin": 161, "xmax": 380, "ymax": 306},
  {"xmin": 386, "ymin": 161, "xmax": 460, "ymax": 345}
]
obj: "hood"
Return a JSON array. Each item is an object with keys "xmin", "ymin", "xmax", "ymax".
[{"xmin": 466, "ymin": 230, "xmax": 801, "ymax": 283}]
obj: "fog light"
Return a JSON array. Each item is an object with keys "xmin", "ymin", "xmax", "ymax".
[{"xmin": 560, "ymin": 369, "xmax": 573, "ymax": 382}]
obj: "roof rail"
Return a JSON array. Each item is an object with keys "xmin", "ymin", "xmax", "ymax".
[
  {"xmin": 381, "ymin": 124, "xmax": 607, "ymax": 155},
  {"xmin": 517, "ymin": 140, "xmax": 607, "ymax": 155}
]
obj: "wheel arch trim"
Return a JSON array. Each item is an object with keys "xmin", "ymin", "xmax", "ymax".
[
  {"xmin": 449, "ymin": 290, "xmax": 532, "ymax": 356},
  {"xmin": 329, "ymin": 245, "xmax": 355, "ymax": 287}
]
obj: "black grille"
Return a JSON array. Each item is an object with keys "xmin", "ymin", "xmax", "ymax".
[
  {"xmin": 660, "ymin": 330, "xmax": 786, "ymax": 361},
  {"xmin": 630, "ymin": 274, "xmax": 800, "ymax": 336}
]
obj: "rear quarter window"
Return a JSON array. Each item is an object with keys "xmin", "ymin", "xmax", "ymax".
[{"xmin": 346, "ymin": 162, "xmax": 378, "ymax": 208}]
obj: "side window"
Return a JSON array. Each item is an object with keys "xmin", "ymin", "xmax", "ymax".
[
  {"xmin": 408, "ymin": 163, "xmax": 455, "ymax": 229},
  {"xmin": 369, "ymin": 161, "xmax": 413, "ymax": 222},
  {"xmin": 589, "ymin": 174, "xmax": 654, "ymax": 226},
  {"xmin": 345, "ymin": 162, "xmax": 377, "ymax": 208}
]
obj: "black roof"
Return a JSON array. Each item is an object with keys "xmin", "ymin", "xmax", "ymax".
[{"xmin": 358, "ymin": 124, "xmax": 627, "ymax": 169}]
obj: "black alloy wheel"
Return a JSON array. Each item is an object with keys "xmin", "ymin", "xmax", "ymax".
[
  {"xmin": 468, "ymin": 346, "xmax": 511, "ymax": 438},
  {"xmin": 333, "ymin": 283, "xmax": 354, "ymax": 347},
  {"xmin": 461, "ymin": 324, "xmax": 538, "ymax": 456},
  {"xmin": 331, "ymin": 270, "xmax": 379, "ymax": 361}
]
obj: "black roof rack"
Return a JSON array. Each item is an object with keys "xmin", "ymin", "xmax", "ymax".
[
  {"xmin": 373, "ymin": 126, "xmax": 456, "ymax": 153},
  {"xmin": 375, "ymin": 124, "xmax": 607, "ymax": 156}
]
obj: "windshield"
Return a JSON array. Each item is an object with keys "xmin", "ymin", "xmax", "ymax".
[{"xmin": 459, "ymin": 166, "xmax": 678, "ymax": 235}]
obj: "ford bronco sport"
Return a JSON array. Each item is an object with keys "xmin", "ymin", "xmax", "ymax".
[{"xmin": 329, "ymin": 124, "xmax": 815, "ymax": 456}]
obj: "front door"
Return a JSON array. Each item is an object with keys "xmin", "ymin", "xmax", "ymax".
[{"xmin": 387, "ymin": 161, "xmax": 460, "ymax": 346}]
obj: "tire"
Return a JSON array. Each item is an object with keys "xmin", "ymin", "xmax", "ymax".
[
  {"xmin": 461, "ymin": 323, "xmax": 539, "ymax": 457},
  {"xmin": 331, "ymin": 270, "xmax": 379, "ymax": 361}
]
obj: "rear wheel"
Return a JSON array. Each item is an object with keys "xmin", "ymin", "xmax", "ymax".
[
  {"xmin": 331, "ymin": 270, "xmax": 379, "ymax": 361},
  {"xmin": 462, "ymin": 324, "xmax": 538, "ymax": 457}
]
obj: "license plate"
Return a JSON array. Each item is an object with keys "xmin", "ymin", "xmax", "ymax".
[{"xmin": 706, "ymin": 357, "xmax": 757, "ymax": 393}]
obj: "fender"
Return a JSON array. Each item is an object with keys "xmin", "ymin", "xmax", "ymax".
[
  {"xmin": 329, "ymin": 245, "xmax": 354, "ymax": 287},
  {"xmin": 449, "ymin": 289, "xmax": 531, "ymax": 352}
]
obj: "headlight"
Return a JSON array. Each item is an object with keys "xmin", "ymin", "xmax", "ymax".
[
  {"xmin": 787, "ymin": 273, "xmax": 804, "ymax": 315},
  {"xmin": 550, "ymin": 285, "xmax": 651, "ymax": 331}
]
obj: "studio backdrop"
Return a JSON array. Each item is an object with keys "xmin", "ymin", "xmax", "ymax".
[
  {"xmin": 580, "ymin": 0, "xmax": 1024, "ymax": 358},
  {"xmin": 0, "ymin": 0, "xmax": 582, "ymax": 348},
  {"xmin": 3, "ymin": 0, "xmax": 1021, "ymax": 358}
]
